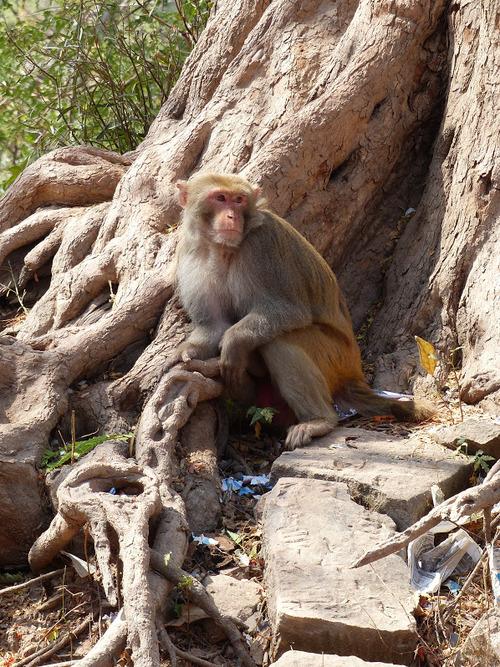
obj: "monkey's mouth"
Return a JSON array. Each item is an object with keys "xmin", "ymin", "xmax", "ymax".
[{"xmin": 216, "ymin": 229, "xmax": 242, "ymax": 245}]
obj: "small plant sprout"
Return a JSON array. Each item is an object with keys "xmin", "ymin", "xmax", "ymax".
[
  {"xmin": 452, "ymin": 437, "xmax": 468, "ymax": 458},
  {"xmin": 0, "ymin": 263, "xmax": 30, "ymax": 316},
  {"xmin": 447, "ymin": 346, "xmax": 464, "ymax": 421},
  {"xmin": 454, "ymin": 439, "xmax": 495, "ymax": 483},
  {"xmin": 246, "ymin": 405, "xmax": 279, "ymax": 438},
  {"xmin": 468, "ymin": 449, "xmax": 495, "ymax": 481}
]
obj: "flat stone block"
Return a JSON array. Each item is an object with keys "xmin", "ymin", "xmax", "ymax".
[
  {"xmin": 433, "ymin": 418, "xmax": 500, "ymax": 459},
  {"xmin": 271, "ymin": 426, "xmax": 471, "ymax": 530},
  {"xmin": 262, "ymin": 477, "xmax": 417, "ymax": 665},
  {"xmin": 457, "ymin": 607, "xmax": 500, "ymax": 666},
  {"xmin": 272, "ymin": 650, "xmax": 401, "ymax": 666},
  {"xmin": 204, "ymin": 573, "xmax": 261, "ymax": 623}
]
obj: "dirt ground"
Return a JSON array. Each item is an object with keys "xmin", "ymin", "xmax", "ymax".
[{"xmin": 1, "ymin": 397, "xmax": 498, "ymax": 667}]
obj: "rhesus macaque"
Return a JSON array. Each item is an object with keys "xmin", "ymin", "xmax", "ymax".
[{"xmin": 165, "ymin": 172, "xmax": 435, "ymax": 450}]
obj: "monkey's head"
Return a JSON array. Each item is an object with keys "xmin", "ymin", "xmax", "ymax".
[{"xmin": 177, "ymin": 173, "xmax": 260, "ymax": 247}]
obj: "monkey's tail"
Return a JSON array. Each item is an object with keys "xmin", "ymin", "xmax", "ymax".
[{"xmin": 334, "ymin": 379, "xmax": 436, "ymax": 422}]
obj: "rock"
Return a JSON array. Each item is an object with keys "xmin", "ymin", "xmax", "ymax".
[
  {"xmin": 271, "ymin": 426, "xmax": 471, "ymax": 530},
  {"xmin": 0, "ymin": 459, "xmax": 49, "ymax": 567},
  {"xmin": 272, "ymin": 651, "xmax": 401, "ymax": 666},
  {"xmin": 262, "ymin": 477, "xmax": 417, "ymax": 665},
  {"xmin": 480, "ymin": 390, "xmax": 500, "ymax": 418},
  {"xmin": 200, "ymin": 573, "xmax": 263, "ymax": 643},
  {"xmin": 456, "ymin": 607, "xmax": 500, "ymax": 666},
  {"xmin": 203, "ymin": 573, "xmax": 262, "ymax": 624},
  {"xmin": 433, "ymin": 418, "xmax": 500, "ymax": 459}
]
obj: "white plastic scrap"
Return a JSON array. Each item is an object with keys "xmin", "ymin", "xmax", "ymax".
[
  {"xmin": 191, "ymin": 534, "xmax": 219, "ymax": 546},
  {"xmin": 488, "ymin": 545, "xmax": 500, "ymax": 605},
  {"xmin": 61, "ymin": 550, "xmax": 96, "ymax": 578},
  {"xmin": 408, "ymin": 528, "xmax": 481, "ymax": 594},
  {"xmin": 408, "ymin": 485, "xmax": 481, "ymax": 594}
]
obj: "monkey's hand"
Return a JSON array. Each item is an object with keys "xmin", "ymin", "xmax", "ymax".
[
  {"xmin": 161, "ymin": 344, "xmax": 202, "ymax": 375},
  {"xmin": 219, "ymin": 338, "xmax": 251, "ymax": 398}
]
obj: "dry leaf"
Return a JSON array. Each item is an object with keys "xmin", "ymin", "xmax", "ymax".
[{"xmin": 415, "ymin": 336, "xmax": 437, "ymax": 376}]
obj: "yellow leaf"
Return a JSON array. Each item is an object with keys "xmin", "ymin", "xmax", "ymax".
[
  {"xmin": 254, "ymin": 421, "xmax": 261, "ymax": 439},
  {"xmin": 415, "ymin": 336, "xmax": 437, "ymax": 376}
]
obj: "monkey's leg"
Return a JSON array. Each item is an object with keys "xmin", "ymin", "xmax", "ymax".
[{"xmin": 260, "ymin": 337, "xmax": 338, "ymax": 450}]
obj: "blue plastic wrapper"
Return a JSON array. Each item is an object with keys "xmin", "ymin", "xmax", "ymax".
[{"xmin": 221, "ymin": 474, "xmax": 272, "ymax": 499}]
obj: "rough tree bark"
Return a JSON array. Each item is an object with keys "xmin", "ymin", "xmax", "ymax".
[{"xmin": 0, "ymin": 0, "xmax": 498, "ymax": 664}]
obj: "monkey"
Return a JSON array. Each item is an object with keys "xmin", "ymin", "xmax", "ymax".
[{"xmin": 164, "ymin": 172, "xmax": 435, "ymax": 450}]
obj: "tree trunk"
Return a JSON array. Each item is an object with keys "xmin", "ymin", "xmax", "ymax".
[
  {"xmin": 1, "ymin": 0, "xmax": 498, "ymax": 663},
  {"xmin": 366, "ymin": 1, "xmax": 500, "ymax": 409}
]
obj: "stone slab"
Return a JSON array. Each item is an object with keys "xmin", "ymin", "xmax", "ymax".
[
  {"xmin": 456, "ymin": 607, "xmax": 500, "ymax": 666},
  {"xmin": 262, "ymin": 477, "xmax": 417, "ymax": 665},
  {"xmin": 204, "ymin": 573, "xmax": 262, "ymax": 624},
  {"xmin": 272, "ymin": 651, "xmax": 401, "ymax": 666},
  {"xmin": 271, "ymin": 426, "xmax": 471, "ymax": 530},
  {"xmin": 433, "ymin": 418, "xmax": 500, "ymax": 459}
]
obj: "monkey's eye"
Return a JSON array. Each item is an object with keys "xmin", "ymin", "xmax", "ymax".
[
  {"xmin": 235, "ymin": 196, "xmax": 243, "ymax": 203},
  {"xmin": 216, "ymin": 194, "xmax": 226, "ymax": 202}
]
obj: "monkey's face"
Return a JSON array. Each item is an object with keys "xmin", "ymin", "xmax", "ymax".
[
  {"xmin": 177, "ymin": 173, "xmax": 259, "ymax": 248},
  {"xmin": 206, "ymin": 189, "xmax": 249, "ymax": 246}
]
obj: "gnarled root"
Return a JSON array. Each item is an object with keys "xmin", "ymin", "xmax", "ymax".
[{"xmin": 27, "ymin": 360, "xmax": 255, "ymax": 666}]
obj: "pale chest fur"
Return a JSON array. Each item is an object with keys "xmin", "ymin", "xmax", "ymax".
[{"xmin": 177, "ymin": 242, "xmax": 253, "ymax": 325}]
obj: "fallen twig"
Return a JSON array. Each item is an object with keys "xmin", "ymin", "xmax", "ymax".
[
  {"xmin": 0, "ymin": 569, "xmax": 66, "ymax": 596},
  {"xmin": 175, "ymin": 647, "xmax": 220, "ymax": 667},
  {"xmin": 352, "ymin": 460, "xmax": 500, "ymax": 569},
  {"xmin": 13, "ymin": 614, "xmax": 94, "ymax": 667}
]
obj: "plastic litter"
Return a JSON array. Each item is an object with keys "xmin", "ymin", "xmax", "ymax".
[
  {"xmin": 221, "ymin": 474, "xmax": 272, "ymax": 500},
  {"xmin": 408, "ymin": 484, "xmax": 481, "ymax": 594},
  {"xmin": 191, "ymin": 534, "xmax": 219, "ymax": 546},
  {"xmin": 488, "ymin": 545, "xmax": 500, "ymax": 605},
  {"xmin": 61, "ymin": 550, "xmax": 96, "ymax": 577}
]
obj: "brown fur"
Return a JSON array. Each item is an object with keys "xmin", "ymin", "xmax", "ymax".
[{"xmin": 166, "ymin": 173, "xmax": 435, "ymax": 449}]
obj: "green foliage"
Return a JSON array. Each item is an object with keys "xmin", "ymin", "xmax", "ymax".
[
  {"xmin": 176, "ymin": 573, "xmax": 193, "ymax": 592},
  {"xmin": 226, "ymin": 529, "xmax": 243, "ymax": 545},
  {"xmin": 42, "ymin": 432, "xmax": 132, "ymax": 470},
  {"xmin": 0, "ymin": 0, "xmax": 211, "ymax": 193},
  {"xmin": 468, "ymin": 449, "xmax": 495, "ymax": 476},
  {"xmin": 246, "ymin": 405, "xmax": 279, "ymax": 438},
  {"xmin": 0, "ymin": 571, "xmax": 24, "ymax": 584},
  {"xmin": 453, "ymin": 438, "xmax": 495, "ymax": 482}
]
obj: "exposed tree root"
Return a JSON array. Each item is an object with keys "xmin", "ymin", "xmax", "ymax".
[
  {"xmin": 0, "ymin": 147, "xmax": 131, "ymax": 233},
  {"xmin": 3, "ymin": 0, "xmax": 495, "ymax": 663},
  {"xmin": 150, "ymin": 550, "xmax": 256, "ymax": 667},
  {"xmin": 26, "ymin": 360, "xmax": 254, "ymax": 666},
  {"xmin": 0, "ymin": 569, "xmax": 66, "ymax": 597}
]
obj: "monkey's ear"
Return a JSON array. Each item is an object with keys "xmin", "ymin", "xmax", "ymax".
[
  {"xmin": 254, "ymin": 187, "xmax": 259, "ymax": 197},
  {"xmin": 176, "ymin": 181, "xmax": 188, "ymax": 208}
]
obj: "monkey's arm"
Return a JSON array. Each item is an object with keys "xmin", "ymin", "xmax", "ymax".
[
  {"xmin": 219, "ymin": 300, "xmax": 311, "ymax": 391},
  {"xmin": 163, "ymin": 321, "xmax": 231, "ymax": 371}
]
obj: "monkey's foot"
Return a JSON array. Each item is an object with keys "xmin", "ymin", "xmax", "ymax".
[{"xmin": 285, "ymin": 418, "xmax": 337, "ymax": 450}]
